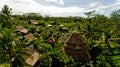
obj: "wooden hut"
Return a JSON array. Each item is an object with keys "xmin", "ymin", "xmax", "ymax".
[
  {"xmin": 16, "ymin": 25, "xmax": 28, "ymax": 34},
  {"xmin": 64, "ymin": 33, "xmax": 91, "ymax": 61}
]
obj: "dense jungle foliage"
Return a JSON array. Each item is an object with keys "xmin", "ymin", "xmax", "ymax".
[{"xmin": 0, "ymin": 5, "xmax": 120, "ymax": 67}]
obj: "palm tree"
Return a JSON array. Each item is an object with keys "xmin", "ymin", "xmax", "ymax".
[
  {"xmin": 0, "ymin": 26, "xmax": 28, "ymax": 67},
  {"xmin": 0, "ymin": 5, "xmax": 12, "ymax": 28}
]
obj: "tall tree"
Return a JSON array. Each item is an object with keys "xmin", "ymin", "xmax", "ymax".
[
  {"xmin": 0, "ymin": 5, "xmax": 12, "ymax": 27},
  {"xmin": 84, "ymin": 10, "xmax": 95, "ymax": 18}
]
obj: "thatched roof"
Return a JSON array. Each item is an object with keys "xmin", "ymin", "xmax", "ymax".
[
  {"xmin": 65, "ymin": 33, "xmax": 85, "ymax": 46},
  {"xmin": 24, "ymin": 45, "xmax": 40, "ymax": 66},
  {"xmin": 16, "ymin": 26, "xmax": 28, "ymax": 33},
  {"xmin": 65, "ymin": 47, "xmax": 91, "ymax": 60},
  {"xmin": 24, "ymin": 33, "xmax": 35, "ymax": 41},
  {"xmin": 64, "ymin": 33, "xmax": 91, "ymax": 60},
  {"xmin": 29, "ymin": 20, "xmax": 38, "ymax": 25}
]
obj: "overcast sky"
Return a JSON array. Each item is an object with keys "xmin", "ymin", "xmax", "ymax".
[{"xmin": 0, "ymin": 0, "xmax": 120, "ymax": 17}]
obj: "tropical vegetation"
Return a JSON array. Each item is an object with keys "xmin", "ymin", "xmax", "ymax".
[{"xmin": 0, "ymin": 5, "xmax": 120, "ymax": 67}]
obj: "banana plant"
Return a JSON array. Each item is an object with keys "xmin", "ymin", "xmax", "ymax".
[
  {"xmin": 96, "ymin": 27, "xmax": 120, "ymax": 66},
  {"xmin": 0, "ymin": 26, "xmax": 29, "ymax": 67}
]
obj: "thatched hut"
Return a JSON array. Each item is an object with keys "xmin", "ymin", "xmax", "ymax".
[
  {"xmin": 23, "ymin": 44, "xmax": 40, "ymax": 66},
  {"xmin": 29, "ymin": 20, "xmax": 38, "ymax": 25},
  {"xmin": 64, "ymin": 33, "xmax": 91, "ymax": 61},
  {"xmin": 24, "ymin": 33, "xmax": 35, "ymax": 41},
  {"xmin": 16, "ymin": 25, "xmax": 28, "ymax": 34}
]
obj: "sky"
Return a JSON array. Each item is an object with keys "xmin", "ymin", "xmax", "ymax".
[{"xmin": 0, "ymin": 0, "xmax": 120, "ymax": 17}]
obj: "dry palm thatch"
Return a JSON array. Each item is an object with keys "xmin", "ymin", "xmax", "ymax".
[
  {"xmin": 16, "ymin": 25, "xmax": 28, "ymax": 34},
  {"xmin": 23, "ymin": 44, "xmax": 40, "ymax": 66},
  {"xmin": 29, "ymin": 20, "xmax": 38, "ymax": 25},
  {"xmin": 64, "ymin": 33, "xmax": 91, "ymax": 60},
  {"xmin": 24, "ymin": 33, "xmax": 35, "ymax": 41}
]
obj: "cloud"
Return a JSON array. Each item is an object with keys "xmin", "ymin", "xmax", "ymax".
[
  {"xmin": 0, "ymin": 0, "xmax": 120, "ymax": 17},
  {"xmin": 89, "ymin": 2, "xmax": 98, "ymax": 7},
  {"xmin": 116, "ymin": 0, "xmax": 120, "ymax": 2},
  {"xmin": 42, "ymin": 6, "xmax": 85, "ymax": 16},
  {"xmin": 87, "ymin": 1, "xmax": 120, "ymax": 16},
  {"xmin": 46, "ymin": 0, "xmax": 64, "ymax": 5},
  {"xmin": 92, "ymin": 2, "xmax": 120, "ymax": 12},
  {"xmin": 0, "ymin": 0, "xmax": 85, "ymax": 16}
]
